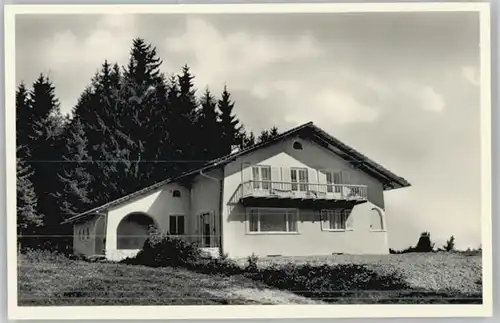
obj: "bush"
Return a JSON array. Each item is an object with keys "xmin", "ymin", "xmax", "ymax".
[
  {"xmin": 245, "ymin": 253, "xmax": 259, "ymax": 273},
  {"xmin": 125, "ymin": 228, "xmax": 203, "ymax": 268},
  {"xmin": 444, "ymin": 235, "xmax": 455, "ymax": 252},
  {"xmin": 414, "ymin": 232, "xmax": 435, "ymax": 252}
]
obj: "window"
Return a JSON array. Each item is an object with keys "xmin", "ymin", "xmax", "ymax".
[
  {"xmin": 326, "ymin": 171, "xmax": 342, "ymax": 193},
  {"xmin": 169, "ymin": 215, "xmax": 185, "ymax": 235},
  {"xmin": 172, "ymin": 190, "xmax": 181, "ymax": 198},
  {"xmin": 293, "ymin": 141, "xmax": 303, "ymax": 150},
  {"xmin": 252, "ymin": 165, "xmax": 271, "ymax": 190},
  {"xmin": 290, "ymin": 168, "xmax": 308, "ymax": 191},
  {"xmin": 248, "ymin": 208, "xmax": 298, "ymax": 233},
  {"xmin": 321, "ymin": 209, "xmax": 350, "ymax": 231}
]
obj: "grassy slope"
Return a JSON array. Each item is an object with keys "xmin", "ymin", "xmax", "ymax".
[
  {"xmin": 18, "ymin": 253, "xmax": 319, "ymax": 306},
  {"xmin": 253, "ymin": 253, "xmax": 483, "ymax": 294},
  {"xmin": 18, "ymin": 252, "xmax": 482, "ymax": 306}
]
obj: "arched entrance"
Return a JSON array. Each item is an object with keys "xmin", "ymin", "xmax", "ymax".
[
  {"xmin": 369, "ymin": 208, "xmax": 385, "ymax": 231},
  {"xmin": 117, "ymin": 212, "xmax": 157, "ymax": 249}
]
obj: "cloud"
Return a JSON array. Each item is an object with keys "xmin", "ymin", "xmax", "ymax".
[
  {"xmin": 43, "ymin": 14, "xmax": 138, "ymax": 113},
  {"xmin": 163, "ymin": 17, "xmax": 324, "ymax": 93}
]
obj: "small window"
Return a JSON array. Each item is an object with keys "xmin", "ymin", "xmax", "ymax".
[
  {"xmin": 169, "ymin": 215, "xmax": 185, "ymax": 235},
  {"xmin": 293, "ymin": 141, "xmax": 303, "ymax": 150},
  {"xmin": 172, "ymin": 190, "xmax": 181, "ymax": 198}
]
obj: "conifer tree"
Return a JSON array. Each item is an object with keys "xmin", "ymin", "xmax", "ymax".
[
  {"xmin": 17, "ymin": 146, "xmax": 43, "ymax": 248},
  {"xmin": 119, "ymin": 39, "xmax": 169, "ymax": 188},
  {"xmin": 218, "ymin": 85, "xmax": 241, "ymax": 155},
  {"xmin": 27, "ymin": 74, "xmax": 66, "ymax": 249},
  {"xmin": 197, "ymin": 88, "xmax": 221, "ymax": 161},
  {"xmin": 169, "ymin": 65, "xmax": 199, "ymax": 172},
  {"xmin": 54, "ymin": 117, "xmax": 93, "ymax": 219},
  {"xmin": 16, "ymin": 83, "xmax": 31, "ymax": 159}
]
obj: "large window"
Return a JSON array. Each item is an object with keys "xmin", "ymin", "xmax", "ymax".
[
  {"xmin": 248, "ymin": 208, "xmax": 299, "ymax": 233},
  {"xmin": 290, "ymin": 168, "xmax": 308, "ymax": 192},
  {"xmin": 321, "ymin": 209, "xmax": 351, "ymax": 231},
  {"xmin": 169, "ymin": 215, "xmax": 185, "ymax": 235},
  {"xmin": 252, "ymin": 165, "xmax": 271, "ymax": 190}
]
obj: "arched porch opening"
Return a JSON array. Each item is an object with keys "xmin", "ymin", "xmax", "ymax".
[
  {"xmin": 117, "ymin": 212, "xmax": 157, "ymax": 249},
  {"xmin": 369, "ymin": 208, "xmax": 385, "ymax": 231}
]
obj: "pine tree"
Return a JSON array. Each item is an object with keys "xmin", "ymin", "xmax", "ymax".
[
  {"xmin": 197, "ymin": 88, "xmax": 221, "ymax": 161},
  {"xmin": 258, "ymin": 129, "xmax": 271, "ymax": 143},
  {"xmin": 168, "ymin": 65, "xmax": 199, "ymax": 172},
  {"xmin": 27, "ymin": 75, "xmax": 66, "ymax": 249},
  {"xmin": 119, "ymin": 38, "xmax": 167, "ymax": 189},
  {"xmin": 218, "ymin": 85, "xmax": 241, "ymax": 155},
  {"xmin": 242, "ymin": 130, "xmax": 256, "ymax": 148},
  {"xmin": 269, "ymin": 126, "xmax": 279, "ymax": 138},
  {"xmin": 17, "ymin": 146, "xmax": 43, "ymax": 249},
  {"xmin": 258, "ymin": 126, "xmax": 280, "ymax": 144},
  {"xmin": 444, "ymin": 235, "xmax": 455, "ymax": 252},
  {"xmin": 55, "ymin": 117, "xmax": 93, "ymax": 219},
  {"xmin": 16, "ymin": 83, "xmax": 31, "ymax": 159}
]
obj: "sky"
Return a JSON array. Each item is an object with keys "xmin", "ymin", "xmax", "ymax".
[{"xmin": 15, "ymin": 11, "xmax": 483, "ymax": 250}]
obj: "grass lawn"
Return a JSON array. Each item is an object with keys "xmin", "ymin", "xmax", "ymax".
[
  {"xmin": 18, "ymin": 252, "xmax": 320, "ymax": 306},
  {"xmin": 244, "ymin": 253, "xmax": 483, "ymax": 295},
  {"xmin": 18, "ymin": 251, "xmax": 482, "ymax": 306}
]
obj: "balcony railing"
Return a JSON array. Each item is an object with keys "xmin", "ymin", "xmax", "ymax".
[{"xmin": 230, "ymin": 180, "xmax": 368, "ymax": 204}]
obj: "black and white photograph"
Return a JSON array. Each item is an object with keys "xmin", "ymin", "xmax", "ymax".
[{"xmin": 5, "ymin": 2, "xmax": 492, "ymax": 320}]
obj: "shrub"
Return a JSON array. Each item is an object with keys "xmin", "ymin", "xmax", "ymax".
[
  {"xmin": 245, "ymin": 253, "xmax": 259, "ymax": 273},
  {"xmin": 444, "ymin": 235, "xmax": 455, "ymax": 252},
  {"xmin": 414, "ymin": 232, "xmax": 435, "ymax": 252},
  {"xmin": 126, "ymin": 228, "xmax": 203, "ymax": 268}
]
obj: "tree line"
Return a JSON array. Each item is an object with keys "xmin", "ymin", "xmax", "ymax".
[{"xmin": 16, "ymin": 38, "xmax": 280, "ymax": 250}]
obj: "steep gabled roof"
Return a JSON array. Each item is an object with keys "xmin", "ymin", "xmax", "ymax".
[{"xmin": 62, "ymin": 121, "xmax": 410, "ymax": 224}]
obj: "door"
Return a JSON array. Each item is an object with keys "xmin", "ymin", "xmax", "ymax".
[
  {"xmin": 199, "ymin": 212, "xmax": 213, "ymax": 247},
  {"xmin": 252, "ymin": 165, "xmax": 271, "ymax": 195},
  {"xmin": 290, "ymin": 168, "xmax": 309, "ymax": 192}
]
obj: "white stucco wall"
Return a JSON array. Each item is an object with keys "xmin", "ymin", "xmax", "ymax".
[
  {"xmin": 104, "ymin": 183, "xmax": 191, "ymax": 259},
  {"xmin": 222, "ymin": 135, "xmax": 390, "ymax": 258},
  {"xmin": 73, "ymin": 215, "xmax": 101, "ymax": 257},
  {"xmin": 190, "ymin": 169, "xmax": 223, "ymax": 247}
]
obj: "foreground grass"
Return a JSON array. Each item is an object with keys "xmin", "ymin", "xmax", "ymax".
[
  {"xmin": 18, "ymin": 251, "xmax": 483, "ymax": 306},
  {"xmin": 18, "ymin": 252, "xmax": 319, "ymax": 306},
  {"xmin": 247, "ymin": 253, "xmax": 483, "ymax": 295}
]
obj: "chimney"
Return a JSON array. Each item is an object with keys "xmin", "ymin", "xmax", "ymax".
[{"xmin": 230, "ymin": 145, "xmax": 240, "ymax": 154}]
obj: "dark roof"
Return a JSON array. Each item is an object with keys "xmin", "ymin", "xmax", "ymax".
[{"xmin": 62, "ymin": 121, "xmax": 410, "ymax": 224}]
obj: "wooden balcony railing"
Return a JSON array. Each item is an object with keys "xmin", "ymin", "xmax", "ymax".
[{"xmin": 229, "ymin": 180, "xmax": 368, "ymax": 204}]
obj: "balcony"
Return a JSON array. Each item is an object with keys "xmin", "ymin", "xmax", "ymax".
[{"xmin": 229, "ymin": 180, "xmax": 368, "ymax": 207}]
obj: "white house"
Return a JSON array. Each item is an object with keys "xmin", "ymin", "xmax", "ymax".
[{"xmin": 62, "ymin": 122, "xmax": 411, "ymax": 261}]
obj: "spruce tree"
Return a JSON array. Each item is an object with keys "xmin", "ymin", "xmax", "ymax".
[
  {"xmin": 16, "ymin": 146, "xmax": 43, "ymax": 249},
  {"xmin": 55, "ymin": 117, "xmax": 93, "ymax": 219},
  {"xmin": 27, "ymin": 75, "xmax": 66, "ymax": 249},
  {"xmin": 218, "ymin": 85, "xmax": 241, "ymax": 155},
  {"xmin": 197, "ymin": 88, "xmax": 221, "ymax": 161},
  {"xmin": 119, "ymin": 38, "xmax": 166, "ymax": 189},
  {"xmin": 16, "ymin": 83, "xmax": 30, "ymax": 159},
  {"xmin": 169, "ymin": 65, "xmax": 199, "ymax": 172}
]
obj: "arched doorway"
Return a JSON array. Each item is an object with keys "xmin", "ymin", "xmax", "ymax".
[
  {"xmin": 117, "ymin": 212, "xmax": 157, "ymax": 249},
  {"xmin": 369, "ymin": 208, "xmax": 385, "ymax": 231}
]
